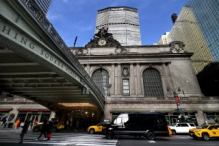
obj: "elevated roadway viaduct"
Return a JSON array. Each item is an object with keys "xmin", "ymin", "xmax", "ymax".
[{"xmin": 0, "ymin": 0, "xmax": 105, "ymax": 119}]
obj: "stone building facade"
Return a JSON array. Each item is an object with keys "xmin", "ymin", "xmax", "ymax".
[{"xmin": 73, "ymin": 35, "xmax": 219, "ymax": 126}]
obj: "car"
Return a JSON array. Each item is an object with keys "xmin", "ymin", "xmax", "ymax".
[
  {"xmin": 189, "ymin": 123, "xmax": 209, "ymax": 134},
  {"xmin": 105, "ymin": 113, "xmax": 172, "ymax": 140},
  {"xmin": 189, "ymin": 124, "xmax": 219, "ymax": 141},
  {"xmin": 87, "ymin": 122, "xmax": 108, "ymax": 134},
  {"xmin": 33, "ymin": 121, "xmax": 64, "ymax": 132},
  {"xmin": 169, "ymin": 123, "xmax": 196, "ymax": 135}
]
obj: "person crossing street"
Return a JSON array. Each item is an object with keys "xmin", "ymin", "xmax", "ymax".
[
  {"xmin": 18, "ymin": 118, "xmax": 31, "ymax": 144},
  {"xmin": 47, "ymin": 120, "xmax": 53, "ymax": 140},
  {"xmin": 35, "ymin": 119, "xmax": 48, "ymax": 141}
]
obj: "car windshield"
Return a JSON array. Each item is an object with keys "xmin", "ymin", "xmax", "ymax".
[{"xmin": 196, "ymin": 125, "xmax": 208, "ymax": 129}]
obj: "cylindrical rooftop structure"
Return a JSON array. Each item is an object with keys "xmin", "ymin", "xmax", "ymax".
[{"xmin": 95, "ymin": 7, "xmax": 142, "ymax": 46}]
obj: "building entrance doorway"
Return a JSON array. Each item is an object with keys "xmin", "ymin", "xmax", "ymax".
[{"xmin": 30, "ymin": 115, "xmax": 39, "ymax": 128}]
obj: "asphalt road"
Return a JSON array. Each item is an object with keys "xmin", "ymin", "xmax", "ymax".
[{"xmin": 0, "ymin": 127, "xmax": 218, "ymax": 146}]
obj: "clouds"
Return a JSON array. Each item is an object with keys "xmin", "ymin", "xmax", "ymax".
[{"xmin": 46, "ymin": 13, "xmax": 63, "ymax": 21}]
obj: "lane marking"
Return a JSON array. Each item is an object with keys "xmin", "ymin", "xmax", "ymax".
[{"xmin": 148, "ymin": 140, "xmax": 156, "ymax": 143}]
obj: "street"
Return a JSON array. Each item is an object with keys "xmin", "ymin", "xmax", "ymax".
[{"xmin": 0, "ymin": 127, "xmax": 218, "ymax": 146}]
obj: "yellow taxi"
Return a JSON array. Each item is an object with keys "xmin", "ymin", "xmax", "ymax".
[
  {"xmin": 167, "ymin": 125, "xmax": 173, "ymax": 135},
  {"xmin": 33, "ymin": 121, "xmax": 64, "ymax": 132},
  {"xmin": 189, "ymin": 124, "xmax": 219, "ymax": 140},
  {"xmin": 87, "ymin": 122, "xmax": 108, "ymax": 134}
]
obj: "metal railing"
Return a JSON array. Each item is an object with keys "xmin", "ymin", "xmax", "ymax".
[{"xmin": 18, "ymin": 0, "xmax": 105, "ymax": 105}]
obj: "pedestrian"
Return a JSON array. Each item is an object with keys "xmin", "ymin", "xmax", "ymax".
[
  {"xmin": 75, "ymin": 120, "xmax": 79, "ymax": 131},
  {"xmin": 69, "ymin": 120, "xmax": 72, "ymax": 130},
  {"xmin": 66, "ymin": 120, "xmax": 69, "ymax": 129},
  {"xmin": 2, "ymin": 117, "xmax": 6, "ymax": 127},
  {"xmin": 18, "ymin": 119, "xmax": 31, "ymax": 144},
  {"xmin": 15, "ymin": 118, "xmax": 21, "ymax": 129},
  {"xmin": 34, "ymin": 118, "xmax": 38, "ymax": 125},
  {"xmin": 35, "ymin": 119, "xmax": 48, "ymax": 141},
  {"xmin": 47, "ymin": 120, "xmax": 53, "ymax": 140}
]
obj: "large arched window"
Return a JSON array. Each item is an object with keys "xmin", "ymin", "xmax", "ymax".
[
  {"xmin": 92, "ymin": 69, "xmax": 109, "ymax": 97},
  {"xmin": 142, "ymin": 68, "xmax": 164, "ymax": 98}
]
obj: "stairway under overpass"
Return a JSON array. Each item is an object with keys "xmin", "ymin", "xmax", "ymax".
[{"xmin": 0, "ymin": 0, "xmax": 105, "ymax": 114}]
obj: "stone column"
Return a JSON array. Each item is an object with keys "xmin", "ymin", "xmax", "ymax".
[
  {"xmin": 136, "ymin": 64, "xmax": 142, "ymax": 95},
  {"xmin": 111, "ymin": 64, "xmax": 115, "ymax": 95},
  {"xmin": 195, "ymin": 110, "xmax": 205, "ymax": 126},
  {"xmin": 130, "ymin": 64, "xmax": 135, "ymax": 95},
  {"xmin": 117, "ymin": 64, "xmax": 121, "ymax": 96},
  {"xmin": 115, "ymin": 64, "xmax": 118, "ymax": 96},
  {"xmin": 104, "ymin": 104, "xmax": 112, "ymax": 122},
  {"xmin": 162, "ymin": 63, "xmax": 168, "ymax": 96},
  {"xmin": 134, "ymin": 64, "xmax": 137, "ymax": 96}
]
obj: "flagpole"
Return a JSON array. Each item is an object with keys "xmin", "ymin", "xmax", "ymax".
[{"xmin": 74, "ymin": 36, "xmax": 78, "ymax": 48}]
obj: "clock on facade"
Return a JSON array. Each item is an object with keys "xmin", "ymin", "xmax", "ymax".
[{"xmin": 98, "ymin": 39, "xmax": 107, "ymax": 46}]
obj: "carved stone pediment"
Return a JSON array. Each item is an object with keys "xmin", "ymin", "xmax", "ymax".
[
  {"xmin": 170, "ymin": 41, "xmax": 185, "ymax": 53},
  {"xmin": 84, "ymin": 27, "xmax": 127, "ymax": 54}
]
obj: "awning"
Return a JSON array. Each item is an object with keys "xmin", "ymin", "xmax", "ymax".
[
  {"xmin": 17, "ymin": 109, "xmax": 51, "ymax": 112},
  {"xmin": 0, "ymin": 109, "xmax": 11, "ymax": 112},
  {"xmin": 0, "ymin": 107, "xmax": 12, "ymax": 112},
  {"xmin": 110, "ymin": 108, "xmax": 198, "ymax": 113}
]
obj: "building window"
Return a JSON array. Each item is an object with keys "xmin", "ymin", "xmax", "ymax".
[
  {"xmin": 123, "ymin": 79, "xmax": 130, "ymax": 95},
  {"xmin": 92, "ymin": 69, "xmax": 109, "ymax": 97},
  {"xmin": 142, "ymin": 68, "xmax": 164, "ymax": 98}
]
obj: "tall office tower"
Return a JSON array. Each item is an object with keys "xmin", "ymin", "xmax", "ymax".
[
  {"xmin": 158, "ymin": 32, "xmax": 170, "ymax": 45},
  {"xmin": 95, "ymin": 7, "xmax": 141, "ymax": 46},
  {"xmin": 33, "ymin": 0, "xmax": 52, "ymax": 15},
  {"xmin": 166, "ymin": 0, "xmax": 218, "ymax": 74}
]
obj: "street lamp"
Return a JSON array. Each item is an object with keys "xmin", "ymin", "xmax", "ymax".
[
  {"xmin": 107, "ymin": 84, "xmax": 112, "ymax": 96},
  {"xmin": 167, "ymin": 87, "xmax": 181, "ymax": 112}
]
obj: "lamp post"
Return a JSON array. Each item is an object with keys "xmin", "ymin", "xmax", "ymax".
[
  {"xmin": 167, "ymin": 87, "xmax": 181, "ymax": 112},
  {"xmin": 107, "ymin": 84, "xmax": 112, "ymax": 96}
]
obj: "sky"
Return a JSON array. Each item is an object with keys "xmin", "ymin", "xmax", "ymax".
[{"xmin": 47, "ymin": 0, "xmax": 186, "ymax": 47}]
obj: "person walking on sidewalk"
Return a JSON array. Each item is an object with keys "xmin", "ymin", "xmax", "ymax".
[
  {"xmin": 36, "ymin": 119, "xmax": 48, "ymax": 141},
  {"xmin": 15, "ymin": 118, "xmax": 21, "ymax": 129},
  {"xmin": 18, "ymin": 119, "xmax": 31, "ymax": 144}
]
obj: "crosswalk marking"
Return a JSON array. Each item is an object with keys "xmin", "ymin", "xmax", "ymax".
[
  {"xmin": 148, "ymin": 140, "xmax": 156, "ymax": 143},
  {"xmin": 0, "ymin": 130, "xmax": 118, "ymax": 146}
]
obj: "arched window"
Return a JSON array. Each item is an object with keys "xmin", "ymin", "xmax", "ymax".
[
  {"xmin": 142, "ymin": 68, "xmax": 164, "ymax": 98},
  {"xmin": 92, "ymin": 69, "xmax": 109, "ymax": 97}
]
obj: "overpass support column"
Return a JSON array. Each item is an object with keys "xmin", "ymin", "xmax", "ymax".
[
  {"xmin": 49, "ymin": 111, "xmax": 56, "ymax": 121},
  {"xmin": 104, "ymin": 104, "xmax": 112, "ymax": 122},
  {"xmin": 195, "ymin": 110, "xmax": 205, "ymax": 126}
]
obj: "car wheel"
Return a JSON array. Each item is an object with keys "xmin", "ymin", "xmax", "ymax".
[
  {"xmin": 106, "ymin": 131, "xmax": 114, "ymax": 139},
  {"xmin": 171, "ymin": 130, "xmax": 176, "ymax": 135},
  {"xmin": 146, "ymin": 131, "xmax": 155, "ymax": 140},
  {"xmin": 33, "ymin": 127, "xmax": 40, "ymax": 132},
  {"xmin": 89, "ymin": 129, "xmax": 95, "ymax": 134},
  {"xmin": 202, "ymin": 133, "xmax": 209, "ymax": 141}
]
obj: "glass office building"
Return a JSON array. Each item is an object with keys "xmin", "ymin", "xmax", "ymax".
[
  {"xmin": 34, "ymin": 0, "xmax": 52, "ymax": 15},
  {"xmin": 168, "ymin": 0, "xmax": 219, "ymax": 74},
  {"xmin": 95, "ymin": 7, "xmax": 142, "ymax": 46}
]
